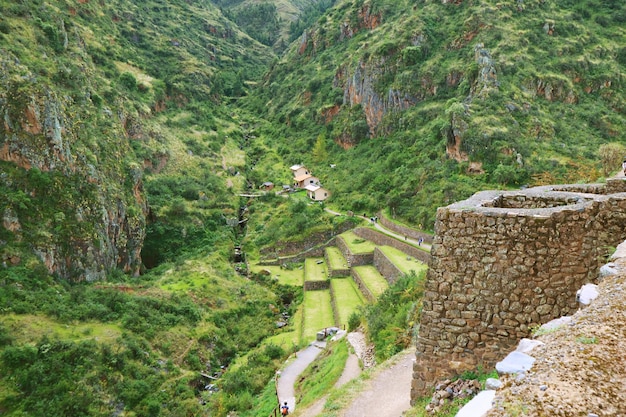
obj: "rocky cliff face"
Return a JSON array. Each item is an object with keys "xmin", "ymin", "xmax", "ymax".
[
  {"xmin": 334, "ymin": 61, "xmax": 417, "ymax": 139},
  {"xmin": 0, "ymin": 54, "xmax": 146, "ymax": 281}
]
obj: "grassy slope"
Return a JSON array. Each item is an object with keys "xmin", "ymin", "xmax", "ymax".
[
  {"xmin": 379, "ymin": 245, "xmax": 429, "ymax": 276},
  {"xmin": 340, "ymin": 231, "xmax": 377, "ymax": 254}
]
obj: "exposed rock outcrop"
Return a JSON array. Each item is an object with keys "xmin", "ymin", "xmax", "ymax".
[
  {"xmin": 335, "ymin": 62, "xmax": 417, "ymax": 137},
  {"xmin": 0, "ymin": 54, "xmax": 146, "ymax": 281}
]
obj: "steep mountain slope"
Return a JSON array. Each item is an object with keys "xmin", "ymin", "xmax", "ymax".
[
  {"xmin": 213, "ymin": 0, "xmax": 336, "ymax": 50},
  {"xmin": 0, "ymin": 0, "xmax": 272, "ymax": 279},
  {"xmin": 246, "ymin": 0, "xmax": 625, "ymax": 228}
]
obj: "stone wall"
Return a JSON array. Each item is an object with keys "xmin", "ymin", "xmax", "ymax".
[
  {"xmin": 353, "ymin": 227, "xmax": 431, "ymax": 264},
  {"xmin": 351, "ymin": 268, "xmax": 375, "ymax": 302},
  {"xmin": 257, "ymin": 245, "xmax": 327, "ymax": 266},
  {"xmin": 411, "ymin": 180, "xmax": 626, "ymax": 400},
  {"xmin": 329, "ymin": 280, "xmax": 341, "ymax": 326},
  {"xmin": 373, "ymin": 248, "xmax": 403, "ymax": 285},
  {"xmin": 378, "ymin": 212, "xmax": 434, "ymax": 245},
  {"xmin": 260, "ymin": 221, "xmax": 355, "ymax": 259},
  {"xmin": 304, "ymin": 280, "xmax": 330, "ymax": 291},
  {"xmin": 336, "ymin": 234, "xmax": 374, "ymax": 266}
]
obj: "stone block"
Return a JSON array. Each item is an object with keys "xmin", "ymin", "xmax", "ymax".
[{"xmin": 495, "ymin": 351, "xmax": 535, "ymax": 375}]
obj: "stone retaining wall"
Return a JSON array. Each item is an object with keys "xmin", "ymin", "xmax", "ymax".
[
  {"xmin": 258, "ymin": 245, "xmax": 327, "ymax": 266},
  {"xmin": 329, "ymin": 282, "xmax": 341, "ymax": 326},
  {"xmin": 411, "ymin": 179, "xmax": 626, "ymax": 401},
  {"xmin": 260, "ymin": 221, "xmax": 355, "ymax": 259},
  {"xmin": 336, "ymin": 235, "xmax": 374, "ymax": 266},
  {"xmin": 373, "ymin": 248, "xmax": 403, "ymax": 285},
  {"xmin": 353, "ymin": 227, "xmax": 430, "ymax": 264},
  {"xmin": 304, "ymin": 280, "xmax": 330, "ymax": 291},
  {"xmin": 351, "ymin": 268, "xmax": 375, "ymax": 303},
  {"xmin": 378, "ymin": 212, "xmax": 433, "ymax": 244}
]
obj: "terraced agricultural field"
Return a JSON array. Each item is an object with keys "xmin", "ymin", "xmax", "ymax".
[
  {"xmin": 340, "ymin": 231, "xmax": 376, "ymax": 254},
  {"xmin": 331, "ymin": 279, "xmax": 365, "ymax": 326},
  {"xmin": 353, "ymin": 265, "xmax": 388, "ymax": 298},
  {"xmin": 325, "ymin": 246, "xmax": 348, "ymax": 271},
  {"xmin": 378, "ymin": 245, "xmax": 428, "ymax": 276},
  {"xmin": 250, "ymin": 264, "xmax": 304, "ymax": 286},
  {"xmin": 302, "ymin": 290, "xmax": 335, "ymax": 342},
  {"xmin": 304, "ymin": 257, "xmax": 327, "ymax": 281}
]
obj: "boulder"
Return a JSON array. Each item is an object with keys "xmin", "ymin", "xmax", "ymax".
[
  {"xmin": 516, "ymin": 338, "xmax": 545, "ymax": 354},
  {"xmin": 485, "ymin": 378, "xmax": 502, "ymax": 390},
  {"xmin": 539, "ymin": 316, "xmax": 572, "ymax": 332},
  {"xmin": 495, "ymin": 351, "xmax": 535, "ymax": 375},
  {"xmin": 455, "ymin": 390, "xmax": 496, "ymax": 417},
  {"xmin": 576, "ymin": 283, "xmax": 599, "ymax": 306}
]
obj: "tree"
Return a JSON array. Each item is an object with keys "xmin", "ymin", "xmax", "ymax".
[
  {"xmin": 598, "ymin": 143, "xmax": 626, "ymax": 177},
  {"xmin": 312, "ymin": 133, "xmax": 328, "ymax": 162}
]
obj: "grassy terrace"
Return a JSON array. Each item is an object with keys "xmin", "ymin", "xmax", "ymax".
[
  {"xmin": 305, "ymin": 258, "xmax": 327, "ymax": 281},
  {"xmin": 249, "ymin": 264, "xmax": 304, "ymax": 286},
  {"xmin": 331, "ymin": 279, "xmax": 365, "ymax": 326},
  {"xmin": 326, "ymin": 246, "xmax": 348, "ymax": 271},
  {"xmin": 378, "ymin": 245, "xmax": 428, "ymax": 276},
  {"xmin": 302, "ymin": 290, "xmax": 335, "ymax": 342},
  {"xmin": 340, "ymin": 231, "xmax": 376, "ymax": 254},
  {"xmin": 353, "ymin": 266, "xmax": 388, "ymax": 298}
]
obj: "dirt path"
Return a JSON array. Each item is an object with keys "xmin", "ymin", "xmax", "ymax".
[
  {"xmin": 277, "ymin": 341, "xmax": 327, "ymax": 414},
  {"xmin": 342, "ymin": 350, "xmax": 414, "ymax": 417}
]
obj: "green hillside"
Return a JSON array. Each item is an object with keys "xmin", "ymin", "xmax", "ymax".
[{"xmin": 245, "ymin": 0, "xmax": 626, "ymax": 227}]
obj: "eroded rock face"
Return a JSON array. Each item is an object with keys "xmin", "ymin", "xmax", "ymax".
[
  {"xmin": 0, "ymin": 54, "xmax": 146, "ymax": 281},
  {"xmin": 335, "ymin": 61, "xmax": 417, "ymax": 138}
]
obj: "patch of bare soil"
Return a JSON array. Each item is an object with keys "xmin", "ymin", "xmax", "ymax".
[
  {"xmin": 486, "ymin": 261, "xmax": 626, "ymax": 417},
  {"xmin": 343, "ymin": 350, "xmax": 414, "ymax": 417}
]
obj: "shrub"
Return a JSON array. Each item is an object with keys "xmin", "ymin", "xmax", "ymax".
[{"xmin": 119, "ymin": 72, "xmax": 138, "ymax": 91}]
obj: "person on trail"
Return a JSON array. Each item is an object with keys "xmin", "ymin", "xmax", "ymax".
[
  {"xmin": 622, "ymin": 157, "xmax": 626, "ymax": 176},
  {"xmin": 281, "ymin": 401, "xmax": 289, "ymax": 416}
]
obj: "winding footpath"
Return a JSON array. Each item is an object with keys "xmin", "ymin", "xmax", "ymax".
[
  {"xmin": 276, "ymin": 332, "xmax": 414, "ymax": 417},
  {"xmin": 276, "ymin": 340, "xmax": 328, "ymax": 414}
]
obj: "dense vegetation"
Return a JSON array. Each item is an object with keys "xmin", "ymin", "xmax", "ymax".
[{"xmin": 1, "ymin": 0, "xmax": 624, "ymax": 415}]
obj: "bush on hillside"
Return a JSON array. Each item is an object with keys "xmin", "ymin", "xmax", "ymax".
[{"xmin": 364, "ymin": 271, "xmax": 425, "ymax": 362}]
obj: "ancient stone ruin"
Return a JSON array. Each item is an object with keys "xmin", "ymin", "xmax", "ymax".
[{"xmin": 411, "ymin": 178, "xmax": 626, "ymax": 400}]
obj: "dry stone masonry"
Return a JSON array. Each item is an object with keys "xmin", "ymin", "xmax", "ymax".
[{"xmin": 411, "ymin": 179, "xmax": 626, "ymax": 400}]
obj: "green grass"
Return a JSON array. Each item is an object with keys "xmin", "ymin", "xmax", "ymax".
[
  {"xmin": 378, "ymin": 245, "xmax": 429, "ymax": 276},
  {"xmin": 339, "ymin": 231, "xmax": 376, "ymax": 254},
  {"xmin": 325, "ymin": 246, "xmax": 348, "ymax": 270},
  {"xmin": 305, "ymin": 257, "xmax": 328, "ymax": 281},
  {"xmin": 353, "ymin": 266, "xmax": 389, "ymax": 298},
  {"xmin": 0, "ymin": 314, "xmax": 122, "ymax": 345},
  {"xmin": 381, "ymin": 209, "xmax": 433, "ymax": 235},
  {"xmin": 331, "ymin": 279, "xmax": 365, "ymax": 327},
  {"xmin": 295, "ymin": 338, "xmax": 350, "ymax": 409},
  {"xmin": 249, "ymin": 264, "xmax": 304, "ymax": 286},
  {"xmin": 302, "ymin": 290, "xmax": 335, "ymax": 342}
]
